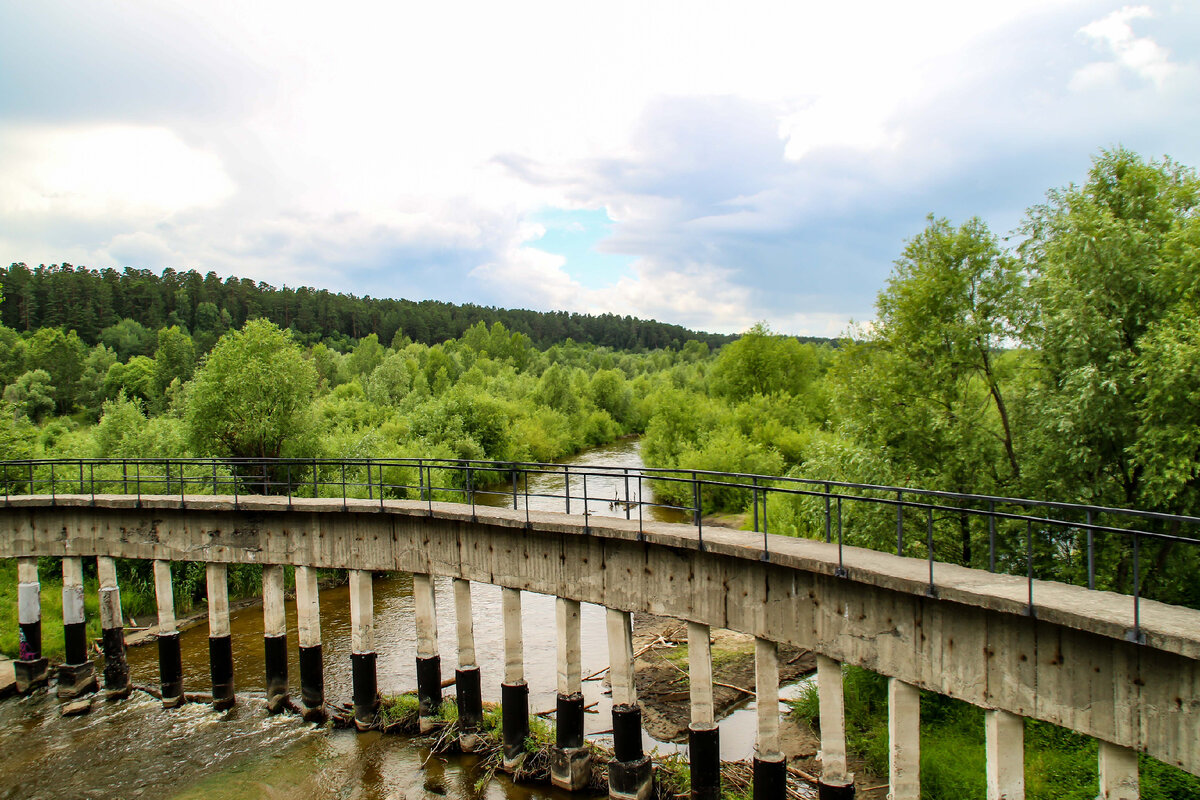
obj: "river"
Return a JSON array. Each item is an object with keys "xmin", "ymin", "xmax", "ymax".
[{"xmin": 0, "ymin": 439, "xmax": 810, "ymax": 800}]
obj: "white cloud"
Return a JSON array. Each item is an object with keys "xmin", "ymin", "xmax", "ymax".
[
  {"xmin": 0, "ymin": 125, "xmax": 235, "ymax": 218},
  {"xmin": 3, "ymin": 0, "xmax": 1198, "ymax": 338},
  {"xmin": 1074, "ymin": 5, "xmax": 1178, "ymax": 89}
]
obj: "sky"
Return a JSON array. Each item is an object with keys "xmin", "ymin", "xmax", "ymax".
[{"xmin": 1, "ymin": 1, "xmax": 1197, "ymax": 336}]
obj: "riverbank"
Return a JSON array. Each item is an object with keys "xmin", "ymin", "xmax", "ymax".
[{"xmin": 631, "ymin": 613, "xmax": 886, "ymax": 796}]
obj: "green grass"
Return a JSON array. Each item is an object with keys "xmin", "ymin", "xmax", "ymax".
[{"xmin": 788, "ymin": 665, "xmax": 1200, "ymax": 800}]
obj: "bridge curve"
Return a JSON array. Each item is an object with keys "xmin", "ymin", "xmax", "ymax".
[{"xmin": 2, "ymin": 490, "xmax": 1198, "ymax": 798}]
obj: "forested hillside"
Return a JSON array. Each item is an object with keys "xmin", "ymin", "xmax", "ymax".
[{"xmin": 0, "ymin": 262, "xmax": 749, "ymax": 352}]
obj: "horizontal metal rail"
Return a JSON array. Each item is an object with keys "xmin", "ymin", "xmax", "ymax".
[{"xmin": 2, "ymin": 455, "xmax": 1198, "ymax": 642}]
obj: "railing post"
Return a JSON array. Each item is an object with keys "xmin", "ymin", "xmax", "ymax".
[
  {"xmin": 468, "ymin": 466, "xmax": 476, "ymax": 521},
  {"xmin": 824, "ymin": 483, "xmax": 832, "ymax": 543},
  {"xmin": 1132, "ymin": 532, "xmax": 1142, "ymax": 643},
  {"xmin": 623, "ymin": 468, "xmax": 631, "ymax": 520},
  {"xmin": 927, "ymin": 508, "xmax": 935, "ymax": 597},
  {"xmin": 836, "ymin": 496, "xmax": 846, "ymax": 577},
  {"xmin": 897, "ymin": 490, "xmax": 904, "ymax": 556},
  {"xmin": 1026, "ymin": 520, "xmax": 1034, "ymax": 616},
  {"xmin": 989, "ymin": 501, "xmax": 997, "ymax": 573},
  {"xmin": 1087, "ymin": 509, "xmax": 1095, "ymax": 590},
  {"xmin": 752, "ymin": 477, "xmax": 760, "ymax": 532},
  {"xmin": 691, "ymin": 471, "xmax": 700, "ymax": 527},
  {"xmin": 564, "ymin": 466, "xmax": 570, "ymax": 515}
]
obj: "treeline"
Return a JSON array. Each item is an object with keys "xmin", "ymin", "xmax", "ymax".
[{"xmin": 0, "ymin": 262, "xmax": 749, "ymax": 352}]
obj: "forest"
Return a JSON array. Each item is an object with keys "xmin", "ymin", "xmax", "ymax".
[{"xmin": 1, "ymin": 148, "xmax": 1198, "ymax": 798}]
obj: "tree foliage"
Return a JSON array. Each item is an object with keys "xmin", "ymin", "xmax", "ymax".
[{"xmin": 186, "ymin": 320, "xmax": 319, "ymax": 459}]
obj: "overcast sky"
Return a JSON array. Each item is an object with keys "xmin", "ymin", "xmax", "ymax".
[{"xmin": 2, "ymin": 1, "xmax": 1197, "ymax": 336}]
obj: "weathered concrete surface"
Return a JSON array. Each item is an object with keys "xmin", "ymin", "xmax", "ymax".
[{"xmin": 2, "ymin": 494, "xmax": 1199, "ymax": 776}]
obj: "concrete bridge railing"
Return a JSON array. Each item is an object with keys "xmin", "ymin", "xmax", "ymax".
[{"xmin": 2, "ymin": 462, "xmax": 1199, "ymax": 800}]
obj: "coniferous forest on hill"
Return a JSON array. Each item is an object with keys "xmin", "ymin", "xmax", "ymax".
[{"xmin": 2, "ymin": 148, "xmax": 1200, "ymax": 799}]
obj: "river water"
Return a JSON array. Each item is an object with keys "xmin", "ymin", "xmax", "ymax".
[{"xmin": 0, "ymin": 439, "xmax": 809, "ymax": 800}]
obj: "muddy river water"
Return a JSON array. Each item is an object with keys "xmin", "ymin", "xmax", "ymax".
[{"xmin": 0, "ymin": 440, "xmax": 809, "ymax": 799}]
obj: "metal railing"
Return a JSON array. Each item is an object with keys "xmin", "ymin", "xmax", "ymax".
[{"xmin": 2, "ymin": 456, "xmax": 1198, "ymax": 642}]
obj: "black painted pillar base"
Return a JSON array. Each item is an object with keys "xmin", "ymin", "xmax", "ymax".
[
  {"xmin": 455, "ymin": 666, "xmax": 483, "ymax": 751},
  {"xmin": 612, "ymin": 704, "xmax": 644, "ymax": 762},
  {"xmin": 209, "ymin": 635, "xmax": 235, "ymax": 711},
  {"xmin": 550, "ymin": 691, "xmax": 591, "ymax": 791},
  {"xmin": 753, "ymin": 754, "xmax": 787, "ymax": 800},
  {"xmin": 299, "ymin": 644, "xmax": 325, "ymax": 722},
  {"xmin": 609, "ymin": 755, "xmax": 654, "ymax": 800},
  {"xmin": 14, "ymin": 658, "xmax": 49, "ymax": 694},
  {"xmin": 158, "ymin": 632, "xmax": 184, "ymax": 709},
  {"xmin": 688, "ymin": 722, "xmax": 720, "ymax": 800},
  {"xmin": 264, "ymin": 634, "xmax": 289, "ymax": 713},
  {"xmin": 56, "ymin": 660, "xmax": 98, "ymax": 700},
  {"xmin": 416, "ymin": 654, "xmax": 441, "ymax": 732},
  {"xmin": 101, "ymin": 626, "xmax": 130, "ymax": 700},
  {"xmin": 352, "ymin": 651, "xmax": 379, "ymax": 731},
  {"xmin": 817, "ymin": 778, "xmax": 856, "ymax": 799},
  {"xmin": 501, "ymin": 681, "xmax": 530, "ymax": 769}
]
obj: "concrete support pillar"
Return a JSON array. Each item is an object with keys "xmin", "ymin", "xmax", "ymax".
[
  {"xmin": 888, "ymin": 678, "xmax": 920, "ymax": 800},
  {"xmin": 206, "ymin": 563, "xmax": 235, "ymax": 710},
  {"xmin": 14, "ymin": 557, "xmax": 49, "ymax": 693},
  {"xmin": 1098, "ymin": 741, "xmax": 1140, "ymax": 800},
  {"xmin": 817, "ymin": 655, "xmax": 854, "ymax": 799},
  {"xmin": 688, "ymin": 621, "xmax": 720, "ymax": 800},
  {"xmin": 57, "ymin": 556, "xmax": 98, "ymax": 699},
  {"xmin": 96, "ymin": 557, "xmax": 129, "ymax": 700},
  {"xmin": 453, "ymin": 578, "xmax": 483, "ymax": 751},
  {"xmin": 262, "ymin": 564, "xmax": 288, "ymax": 713},
  {"xmin": 154, "ymin": 559, "xmax": 183, "ymax": 708},
  {"xmin": 551, "ymin": 597, "xmax": 591, "ymax": 791},
  {"xmin": 501, "ymin": 587, "xmax": 529, "ymax": 769},
  {"xmin": 607, "ymin": 608, "xmax": 653, "ymax": 800},
  {"xmin": 753, "ymin": 637, "xmax": 785, "ymax": 800},
  {"xmin": 349, "ymin": 569, "xmax": 378, "ymax": 729},
  {"xmin": 985, "ymin": 709, "xmax": 1024, "ymax": 800},
  {"xmin": 295, "ymin": 564, "xmax": 325, "ymax": 722},
  {"xmin": 413, "ymin": 572, "xmax": 441, "ymax": 732}
]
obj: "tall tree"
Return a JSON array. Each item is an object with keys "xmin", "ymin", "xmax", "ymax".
[{"xmin": 186, "ymin": 320, "xmax": 319, "ymax": 459}]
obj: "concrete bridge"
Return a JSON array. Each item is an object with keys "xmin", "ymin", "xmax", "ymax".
[{"xmin": 2, "ymin": 463, "xmax": 1199, "ymax": 800}]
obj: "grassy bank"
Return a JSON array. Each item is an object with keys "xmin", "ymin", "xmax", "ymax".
[{"xmin": 788, "ymin": 665, "xmax": 1200, "ymax": 799}]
